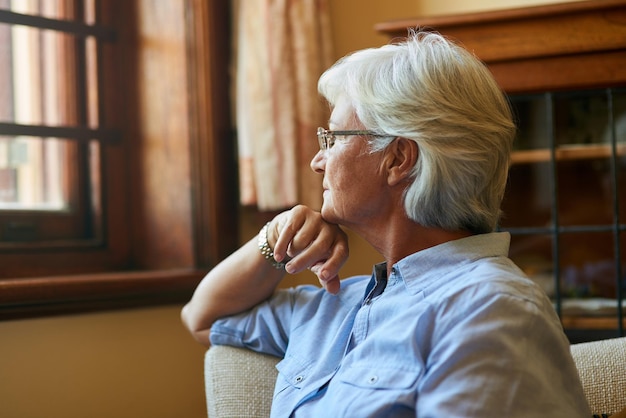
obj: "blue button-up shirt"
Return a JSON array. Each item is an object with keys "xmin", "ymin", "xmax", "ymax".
[{"xmin": 210, "ymin": 232, "xmax": 591, "ymax": 417}]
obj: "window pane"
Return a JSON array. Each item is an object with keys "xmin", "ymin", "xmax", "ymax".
[
  {"xmin": 560, "ymin": 231, "xmax": 617, "ymax": 298},
  {"xmin": 556, "ymin": 158, "xmax": 614, "ymax": 227},
  {"xmin": 509, "ymin": 233, "xmax": 554, "ymax": 297},
  {"xmin": 554, "ymin": 90, "xmax": 609, "ymax": 147},
  {"xmin": 502, "ymin": 161, "xmax": 553, "ymax": 228},
  {"xmin": 0, "ymin": 135, "xmax": 69, "ymax": 210},
  {"xmin": 0, "ymin": 25, "xmax": 78, "ymax": 127},
  {"xmin": 511, "ymin": 94, "xmax": 551, "ymax": 151},
  {"xmin": 10, "ymin": 0, "xmax": 76, "ymax": 20},
  {"xmin": 0, "ymin": 15, "xmax": 79, "ymax": 212},
  {"xmin": 615, "ymin": 90, "xmax": 626, "ymax": 223}
]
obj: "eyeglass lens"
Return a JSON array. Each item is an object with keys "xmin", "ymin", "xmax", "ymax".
[{"xmin": 317, "ymin": 128, "xmax": 333, "ymax": 151}]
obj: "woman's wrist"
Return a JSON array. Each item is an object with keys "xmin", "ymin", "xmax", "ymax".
[{"xmin": 258, "ymin": 222, "xmax": 286, "ymax": 269}]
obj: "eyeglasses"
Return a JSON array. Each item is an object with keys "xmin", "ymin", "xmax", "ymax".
[{"xmin": 316, "ymin": 127, "xmax": 389, "ymax": 151}]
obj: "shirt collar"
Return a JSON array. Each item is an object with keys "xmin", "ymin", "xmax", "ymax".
[{"xmin": 392, "ymin": 232, "xmax": 511, "ymax": 295}]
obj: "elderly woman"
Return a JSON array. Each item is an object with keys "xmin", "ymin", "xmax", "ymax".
[{"xmin": 182, "ymin": 31, "xmax": 590, "ymax": 417}]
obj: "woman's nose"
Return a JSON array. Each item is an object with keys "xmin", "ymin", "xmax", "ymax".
[{"xmin": 310, "ymin": 150, "xmax": 326, "ymax": 173}]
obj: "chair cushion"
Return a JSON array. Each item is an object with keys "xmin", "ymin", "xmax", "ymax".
[{"xmin": 570, "ymin": 337, "xmax": 626, "ymax": 416}]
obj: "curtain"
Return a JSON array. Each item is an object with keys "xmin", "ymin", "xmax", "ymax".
[{"xmin": 235, "ymin": 0, "xmax": 334, "ymax": 211}]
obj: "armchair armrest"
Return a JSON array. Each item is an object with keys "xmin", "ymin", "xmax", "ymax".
[{"xmin": 205, "ymin": 345, "xmax": 280, "ymax": 417}]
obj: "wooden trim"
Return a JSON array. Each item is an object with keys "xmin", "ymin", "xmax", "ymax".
[
  {"xmin": 185, "ymin": 0, "xmax": 239, "ymax": 267},
  {"xmin": 490, "ymin": 51, "xmax": 626, "ymax": 93},
  {"xmin": 376, "ymin": 0, "xmax": 626, "ymax": 32},
  {"xmin": 375, "ymin": 0, "xmax": 626, "ymax": 64},
  {"xmin": 512, "ymin": 143, "xmax": 626, "ymax": 165},
  {"xmin": 0, "ymin": 269, "xmax": 206, "ymax": 320},
  {"xmin": 562, "ymin": 315, "xmax": 626, "ymax": 330},
  {"xmin": 376, "ymin": 1, "xmax": 626, "ymax": 92}
]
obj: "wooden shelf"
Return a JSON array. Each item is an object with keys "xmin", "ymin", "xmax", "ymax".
[
  {"xmin": 511, "ymin": 143, "xmax": 626, "ymax": 164},
  {"xmin": 561, "ymin": 315, "xmax": 626, "ymax": 330}
]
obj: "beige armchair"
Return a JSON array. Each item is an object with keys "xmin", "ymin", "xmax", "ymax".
[{"xmin": 205, "ymin": 337, "xmax": 626, "ymax": 417}]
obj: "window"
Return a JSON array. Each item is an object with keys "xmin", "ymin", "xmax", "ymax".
[
  {"xmin": 0, "ymin": 0, "xmax": 115, "ymax": 248},
  {"xmin": 0, "ymin": 0, "xmax": 238, "ymax": 318}
]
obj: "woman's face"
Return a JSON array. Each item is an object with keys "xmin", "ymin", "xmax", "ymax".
[{"xmin": 310, "ymin": 98, "xmax": 388, "ymax": 230}]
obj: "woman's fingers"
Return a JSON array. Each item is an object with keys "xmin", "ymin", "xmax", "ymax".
[
  {"xmin": 270, "ymin": 205, "xmax": 349, "ymax": 291},
  {"xmin": 310, "ymin": 262, "xmax": 343, "ymax": 295}
]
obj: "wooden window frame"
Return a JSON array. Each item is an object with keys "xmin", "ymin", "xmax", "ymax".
[
  {"xmin": 0, "ymin": 0, "xmax": 238, "ymax": 320},
  {"xmin": 0, "ymin": 2, "xmax": 117, "ymax": 264}
]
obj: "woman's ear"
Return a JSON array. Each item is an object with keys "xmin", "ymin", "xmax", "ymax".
[{"xmin": 385, "ymin": 137, "xmax": 419, "ymax": 187}]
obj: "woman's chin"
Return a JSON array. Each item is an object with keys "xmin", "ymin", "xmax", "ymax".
[{"xmin": 320, "ymin": 204, "xmax": 334, "ymax": 222}]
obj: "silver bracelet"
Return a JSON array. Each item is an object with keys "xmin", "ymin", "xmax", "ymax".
[{"xmin": 257, "ymin": 222, "xmax": 286, "ymax": 269}]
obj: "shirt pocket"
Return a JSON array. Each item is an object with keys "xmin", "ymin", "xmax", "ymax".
[
  {"xmin": 274, "ymin": 355, "xmax": 314, "ymax": 395},
  {"xmin": 333, "ymin": 364, "xmax": 420, "ymax": 417}
]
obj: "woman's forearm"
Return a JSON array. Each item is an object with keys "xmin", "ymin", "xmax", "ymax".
[
  {"xmin": 181, "ymin": 206, "xmax": 349, "ymax": 347},
  {"xmin": 181, "ymin": 236, "xmax": 286, "ymax": 346}
]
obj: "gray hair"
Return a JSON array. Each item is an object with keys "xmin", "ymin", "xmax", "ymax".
[{"xmin": 318, "ymin": 30, "xmax": 515, "ymax": 234}]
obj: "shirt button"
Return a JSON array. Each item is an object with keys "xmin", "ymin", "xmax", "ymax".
[
  {"xmin": 295, "ymin": 375, "xmax": 304, "ymax": 383},
  {"xmin": 368, "ymin": 375, "xmax": 378, "ymax": 384}
]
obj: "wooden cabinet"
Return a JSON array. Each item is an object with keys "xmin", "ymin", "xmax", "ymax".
[{"xmin": 377, "ymin": 0, "xmax": 626, "ymax": 341}]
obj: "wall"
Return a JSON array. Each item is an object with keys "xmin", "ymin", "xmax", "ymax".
[
  {"xmin": 328, "ymin": 2, "xmax": 418, "ymax": 58},
  {"xmin": 0, "ymin": 1, "xmax": 586, "ymax": 418},
  {"xmin": 0, "ymin": 305, "xmax": 207, "ymax": 418}
]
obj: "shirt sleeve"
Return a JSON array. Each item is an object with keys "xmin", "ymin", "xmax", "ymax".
[
  {"xmin": 209, "ymin": 288, "xmax": 293, "ymax": 358},
  {"xmin": 209, "ymin": 276, "xmax": 370, "ymax": 359},
  {"xmin": 416, "ymin": 284, "xmax": 591, "ymax": 417},
  {"xmin": 209, "ymin": 284, "xmax": 323, "ymax": 358}
]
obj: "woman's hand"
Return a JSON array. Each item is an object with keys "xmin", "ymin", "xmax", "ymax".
[{"xmin": 269, "ymin": 205, "xmax": 348, "ymax": 294}]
